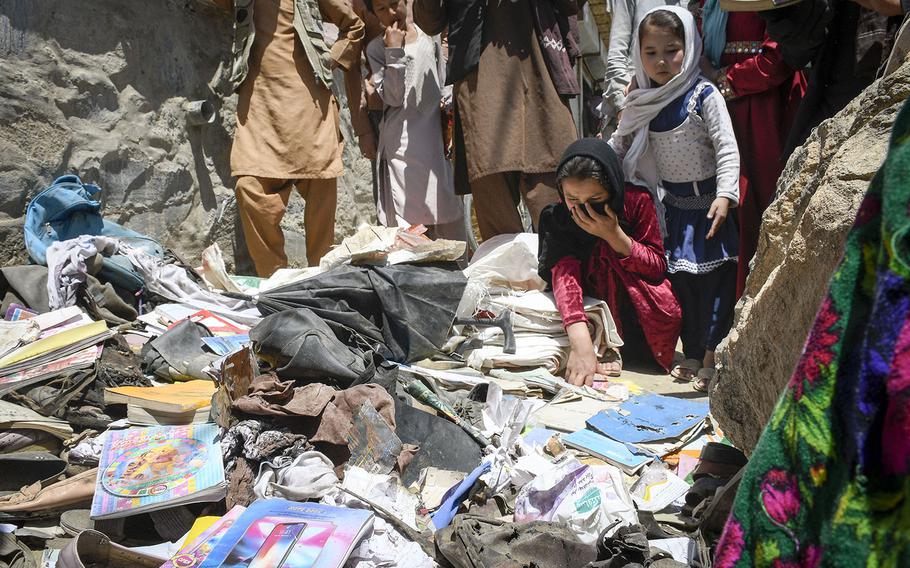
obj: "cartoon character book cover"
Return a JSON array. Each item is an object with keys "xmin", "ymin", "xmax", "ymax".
[{"xmin": 91, "ymin": 423, "xmax": 225, "ymax": 519}]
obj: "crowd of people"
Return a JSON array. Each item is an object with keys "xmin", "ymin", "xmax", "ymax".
[{"xmin": 214, "ymin": 0, "xmax": 906, "ymax": 391}]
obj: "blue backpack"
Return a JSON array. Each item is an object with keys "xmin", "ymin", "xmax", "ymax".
[{"xmin": 24, "ymin": 175, "xmax": 164, "ymax": 294}]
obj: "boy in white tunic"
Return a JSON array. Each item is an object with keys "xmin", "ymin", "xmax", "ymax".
[{"xmin": 367, "ymin": 0, "xmax": 465, "ymax": 239}]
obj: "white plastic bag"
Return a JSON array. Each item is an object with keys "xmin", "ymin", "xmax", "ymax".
[{"xmin": 513, "ymin": 458, "xmax": 638, "ymax": 544}]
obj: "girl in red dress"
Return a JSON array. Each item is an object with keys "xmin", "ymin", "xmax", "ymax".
[{"xmin": 538, "ymin": 138, "xmax": 682, "ymax": 387}]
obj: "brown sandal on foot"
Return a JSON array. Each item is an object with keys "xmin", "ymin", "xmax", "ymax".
[
  {"xmin": 597, "ymin": 348, "xmax": 623, "ymax": 377},
  {"xmin": 693, "ymin": 368, "xmax": 716, "ymax": 393},
  {"xmin": 671, "ymin": 358, "xmax": 701, "ymax": 381}
]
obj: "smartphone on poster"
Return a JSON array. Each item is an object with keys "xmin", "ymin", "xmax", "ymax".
[
  {"xmin": 278, "ymin": 521, "xmax": 336, "ymax": 568},
  {"xmin": 248, "ymin": 523, "xmax": 307, "ymax": 568}
]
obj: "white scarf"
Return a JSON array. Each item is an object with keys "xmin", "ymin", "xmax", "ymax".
[{"xmin": 614, "ymin": 5, "xmax": 704, "ymax": 191}]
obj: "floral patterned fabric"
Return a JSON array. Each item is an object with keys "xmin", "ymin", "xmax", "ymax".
[{"xmin": 715, "ymin": 99, "xmax": 910, "ymax": 567}]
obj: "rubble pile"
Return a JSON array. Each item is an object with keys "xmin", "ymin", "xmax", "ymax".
[{"xmin": 0, "ymin": 176, "xmax": 747, "ymax": 568}]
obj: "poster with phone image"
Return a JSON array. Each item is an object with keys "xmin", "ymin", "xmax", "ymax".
[{"xmin": 200, "ymin": 500, "xmax": 373, "ymax": 568}]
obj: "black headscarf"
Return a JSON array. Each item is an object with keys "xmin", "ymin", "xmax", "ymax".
[{"xmin": 538, "ymin": 138, "xmax": 627, "ymax": 286}]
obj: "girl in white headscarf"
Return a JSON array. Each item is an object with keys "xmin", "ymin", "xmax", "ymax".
[{"xmin": 608, "ymin": 6, "xmax": 740, "ymax": 391}]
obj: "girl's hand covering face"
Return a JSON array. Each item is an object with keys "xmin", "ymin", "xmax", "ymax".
[{"xmin": 571, "ymin": 201, "xmax": 618, "ymax": 241}]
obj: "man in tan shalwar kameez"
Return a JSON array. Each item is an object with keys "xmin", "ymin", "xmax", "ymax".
[{"xmin": 216, "ymin": 0, "xmax": 365, "ymax": 277}]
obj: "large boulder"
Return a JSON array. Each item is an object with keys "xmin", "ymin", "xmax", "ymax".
[
  {"xmin": 0, "ymin": 0, "xmax": 374, "ymax": 272},
  {"xmin": 711, "ymin": 58, "xmax": 910, "ymax": 453}
]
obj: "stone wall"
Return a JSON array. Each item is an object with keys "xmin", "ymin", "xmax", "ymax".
[
  {"xmin": 710, "ymin": 59, "xmax": 910, "ymax": 453},
  {"xmin": 0, "ymin": 0, "xmax": 375, "ymax": 273}
]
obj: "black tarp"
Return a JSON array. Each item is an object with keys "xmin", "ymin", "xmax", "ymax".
[{"xmin": 254, "ymin": 265, "xmax": 467, "ymax": 363}]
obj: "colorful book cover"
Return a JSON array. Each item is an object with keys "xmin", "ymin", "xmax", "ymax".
[
  {"xmin": 90, "ymin": 423, "xmax": 225, "ymax": 520},
  {"xmin": 0, "ymin": 320, "xmax": 108, "ymax": 369},
  {"xmin": 5, "ymin": 304, "xmax": 37, "ymax": 321},
  {"xmin": 162, "ymin": 506, "xmax": 246, "ymax": 568},
  {"xmin": 200, "ymin": 500, "xmax": 374, "ymax": 568}
]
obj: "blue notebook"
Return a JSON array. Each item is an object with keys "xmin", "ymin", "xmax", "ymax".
[
  {"xmin": 562, "ymin": 428, "xmax": 651, "ymax": 474},
  {"xmin": 586, "ymin": 393, "xmax": 709, "ymax": 444}
]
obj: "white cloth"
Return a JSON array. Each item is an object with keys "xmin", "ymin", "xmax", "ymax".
[
  {"xmin": 123, "ymin": 248, "xmax": 262, "ymax": 326},
  {"xmin": 462, "ymin": 233, "xmax": 547, "ymax": 293},
  {"xmin": 253, "ymin": 451, "xmax": 338, "ymax": 501},
  {"xmin": 367, "ymin": 31, "xmax": 463, "ymax": 228},
  {"xmin": 609, "ymin": 5, "xmax": 703, "ymax": 193},
  {"xmin": 45, "ymin": 235, "xmax": 120, "ymax": 309}
]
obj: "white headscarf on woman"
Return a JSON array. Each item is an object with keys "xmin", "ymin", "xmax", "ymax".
[{"xmin": 610, "ymin": 5, "xmax": 704, "ymax": 192}]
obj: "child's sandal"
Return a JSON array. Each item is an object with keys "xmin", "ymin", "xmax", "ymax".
[
  {"xmin": 671, "ymin": 358, "xmax": 701, "ymax": 382},
  {"xmin": 693, "ymin": 368, "xmax": 716, "ymax": 393},
  {"xmin": 597, "ymin": 348, "xmax": 623, "ymax": 377}
]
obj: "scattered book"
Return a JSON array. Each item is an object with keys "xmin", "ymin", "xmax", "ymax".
[
  {"xmin": 127, "ymin": 404, "xmax": 212, "ymax": 426},
  {"xmin": 202, "ymin": 334, "xmax": 250, "ymax": 356},
  {"xmin": 200, "ymin": 500, "xmax": 374, "ymax": 568},
  {"xmin": 105, "ymin": 380, "xmax": 216, "ymax": 413},
  {"xmin": 185, "ymin": 310, "xmax": 249, "ymax": 337},
  {"xmin": 161, "ymin": 506, "xmax": 246, "ymax": 568},
  {"xmin": 90, "ymin": 423, "xmax": 225, "ymax": 520},
  {"xmin": 0, "ymin": 320, "xmax": 110, "ymax": 376},
  {"xmin": 0, "ymin": 399, "xmax": 73, "ymax": 440},
  {"xmin": 0, "ymin": 345, "xmax": 99, "ymax": 396},
  {"xmin": 4, "ymin": 303, "xmax": 37, "ymax": 321},
  {"xmin": 585, "ymin": 393, "xmax": 709, "ymax": 444},
  {"xmin": 562, "ymin": 428, "xmax": 652, "ymax": 475}
]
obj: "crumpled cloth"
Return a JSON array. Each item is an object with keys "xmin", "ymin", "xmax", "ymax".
[
  {"xmin": 232, "ymin": 374, "xmax": 396, "ymax": 446},
  {"xmin": 66, "ymin": 431, "xmax": 107, "ymax": 465},
  {"xmin": 221, "ymin": 419, "xmax": 312, "ymax": 508},
  {"xmin": 253, "ymin": 451, "xmax": 338, "ymax": 501},
  {"xmin": 436, "ymin": 514, "xmax": 597, "ymax": 568},
  {"xmin": 226, "ymin": 457, "xmax": 257, "ymax": 510},
  {"xmin": 46, "ymin": 235, "xmax": 120, "ymax": 309},
  {"xmin": 321, "ymin": 469, "xmax": 434, "ymax": 568},
  {"xmin": 220, "ymin": 419, "xmax": 309, "ymax": 463},
  {"xmin": 124, "ymin": 247, "xmax": 261, "ymax": 325}
]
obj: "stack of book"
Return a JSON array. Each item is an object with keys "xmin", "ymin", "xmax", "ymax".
[{"xmin": 105, "ymin": 380, "xmax": 216, "ymax": 426}]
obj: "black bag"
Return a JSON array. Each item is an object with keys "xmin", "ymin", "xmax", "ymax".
[{"xmin": 250, "ymin": 308, "xmax": 375, "ymax": 388}]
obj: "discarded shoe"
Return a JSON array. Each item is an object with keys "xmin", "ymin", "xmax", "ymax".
[
  {"xmin": 55, "ymin": 530, "xmax": 162, "ymax": 568},
  {"xmin": 691, "ymin": 442, "xmax": 747, "ymax": 480},
  {"xmin": 0, "ymin": 532, "xmax": 37, "ymax": 568},
  {"xmin": 0, "ymin": 452, "xmax": 67, "ymax": 496},
  {"xmin": 60, "ymin": 509, "xmax": 94, "ymax": 538},
  {"xmin": 0, "ymin": 468, "xmax": 96, "ymax": 521}
]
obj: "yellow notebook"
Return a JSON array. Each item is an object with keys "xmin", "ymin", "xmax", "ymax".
[{"xmin": 106, "ymin": 379, "xmax": 216, "ymax": 413}]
